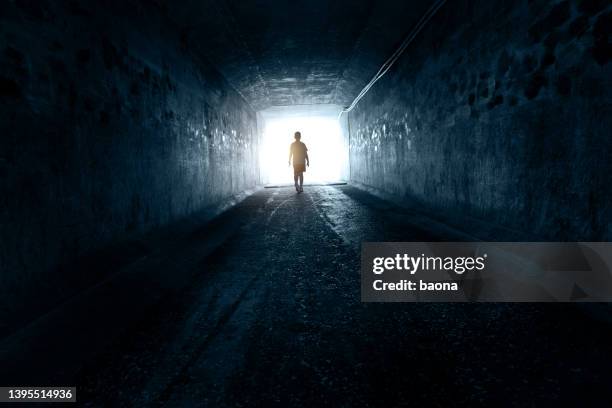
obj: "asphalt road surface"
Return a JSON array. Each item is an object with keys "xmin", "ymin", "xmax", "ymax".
[{"xmin": 77, "ymin": 185, "xmax": 612, "ymax": 407}]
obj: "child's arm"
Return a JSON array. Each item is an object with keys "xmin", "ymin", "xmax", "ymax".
[
  {"xmin": 288, "ymin": 145, "xmax": 293, "ymax": 166},
  {"xmin": 305, "ymin": 150, "xmax": 309, "ymax": 166}
]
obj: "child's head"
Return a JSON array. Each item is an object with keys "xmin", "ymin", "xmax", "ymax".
[{"xmin": 294, "ymin": 131, "xmax": 301, "ymax": 140}]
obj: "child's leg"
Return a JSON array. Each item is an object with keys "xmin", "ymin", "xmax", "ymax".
[
  {"xmin": 294, "ymin": 173, "xmax": 298, "ymax": 187},
  {"xmin": 299, "ymin": 173, "xmax": 303, "ymax": 188}
]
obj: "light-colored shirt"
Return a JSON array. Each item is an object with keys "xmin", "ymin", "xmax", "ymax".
[{"xmin": 289, "ymin": 141, "xmax": 308, "ymax": 165}]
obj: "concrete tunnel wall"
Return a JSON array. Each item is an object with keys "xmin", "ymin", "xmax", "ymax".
[
  {"xmin": 348, "ymin": 0, "xmax": 611, "ymax": 240},
  {"xmin": 0, "ymin": 0, "xmax": 259, "ymax": 333}
]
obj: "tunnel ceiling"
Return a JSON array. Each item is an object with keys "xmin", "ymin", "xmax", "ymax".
[{"xmin": 167, "ymin": 0, "xmax": 432, "ymax": 111}]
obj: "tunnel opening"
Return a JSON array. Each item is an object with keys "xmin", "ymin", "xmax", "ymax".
[{"xmin": 258, "ymin": 105, "xmax": 349, "ymax": 186}]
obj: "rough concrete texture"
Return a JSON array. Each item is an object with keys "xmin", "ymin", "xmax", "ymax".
[
  {"xmin": 165, "ymin": 0, "xmax": 432, "ymax": 109},
  {"xmin": 348, "ymin": 0, "xmax": 612, "ymax": 240},
  {"xmin": 0, "ymin": 0, "xmax": 259, "ymax": 334},
  {"xmin": 67, "ymin": 186, "xmax": 611, "ymax": 406}
]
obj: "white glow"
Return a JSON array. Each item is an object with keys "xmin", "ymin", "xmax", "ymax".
[{"xmin": 259, "ymin": 115, "xmax": 347, "ymax": 185}]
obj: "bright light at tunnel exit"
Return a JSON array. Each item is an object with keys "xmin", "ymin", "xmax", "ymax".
[{"xmin": 260, "ymin": 116, "xmax": 347, "ymax": 185}]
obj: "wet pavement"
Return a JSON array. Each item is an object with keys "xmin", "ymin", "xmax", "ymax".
[{"xmin": 77, "ymin": 186, "xmax": 612, "ymax": 406}]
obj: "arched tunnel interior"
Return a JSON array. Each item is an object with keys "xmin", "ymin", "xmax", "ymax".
[{"xmin": 1, "ymin": 0, "xmax": 611, "ymax": 405}]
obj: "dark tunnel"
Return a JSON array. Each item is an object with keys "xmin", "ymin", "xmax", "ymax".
[{"xmin": 1, "ymin": 0, "xmax": 612, "ymax": 406}]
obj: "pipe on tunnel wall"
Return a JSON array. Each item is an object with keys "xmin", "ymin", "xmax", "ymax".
[
  {"xmin": 0, "ymin": 0, "xmax": 260, "ymax": 333},
  {"xmin": 347, "ymin": 0, "xmax": 612, "ymax": 241}
]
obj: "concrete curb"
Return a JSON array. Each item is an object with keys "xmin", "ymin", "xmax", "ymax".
[{"xmin": 347, "ymin": 180, "xmax": 535, "ymax": 242}]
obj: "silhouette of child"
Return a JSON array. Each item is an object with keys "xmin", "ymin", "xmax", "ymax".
[{"xmin": 288, "ymin": 131, "xmax": 309, "ymax": 193}]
